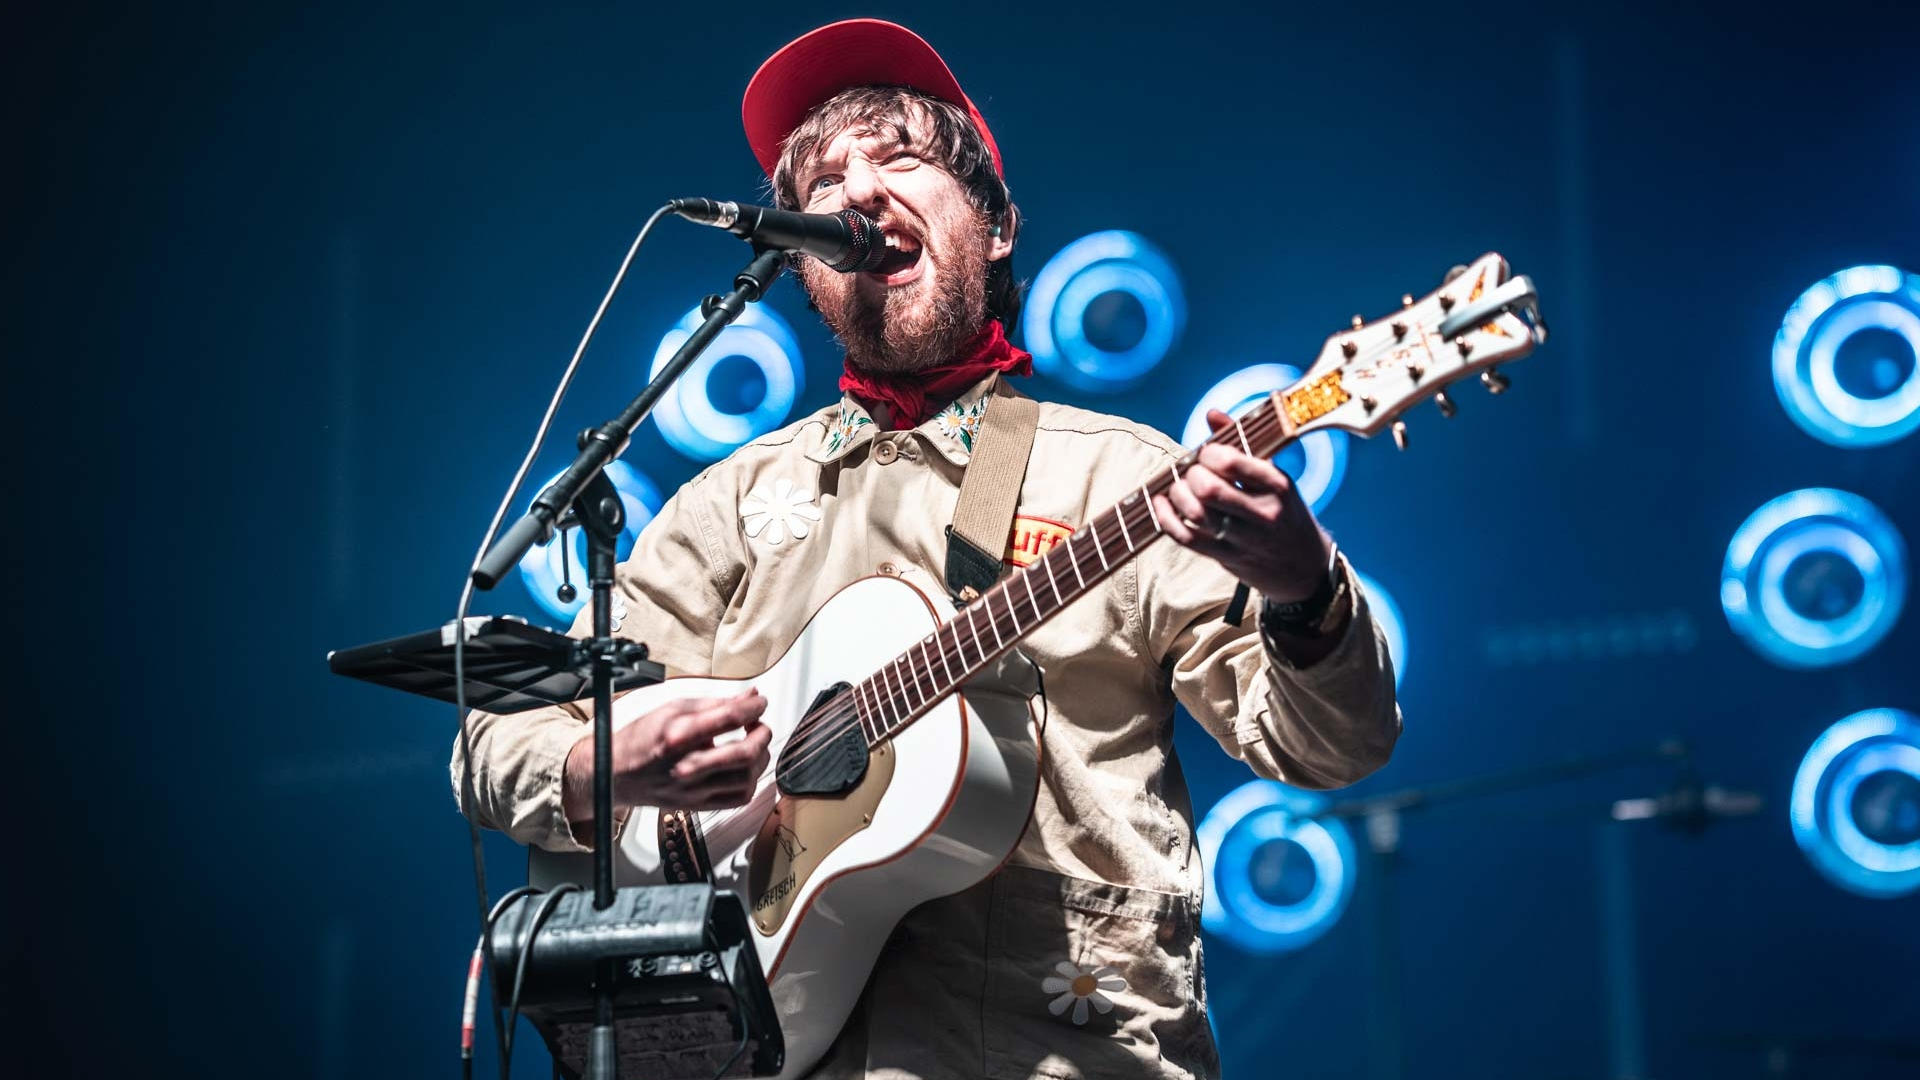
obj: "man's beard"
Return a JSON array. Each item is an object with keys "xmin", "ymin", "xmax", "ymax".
[{"xmin": 800, "ymin": 212, "xmax": 990, "ymax": 375}]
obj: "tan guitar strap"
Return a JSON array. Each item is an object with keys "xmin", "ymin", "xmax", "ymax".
[{"xmin": 944, "ymin": 376, "xmax": 1039, "ymax": 604}]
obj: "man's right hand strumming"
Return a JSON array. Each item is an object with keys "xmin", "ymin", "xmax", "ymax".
[{"xmin": 562, "ymin": 689, "xmax": 772, "ymax": 835}]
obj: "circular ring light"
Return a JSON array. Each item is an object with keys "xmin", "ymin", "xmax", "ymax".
[
  {"xmin": 1352, "ymin": 570, "xmax": 1406, "ymax": 689},
  {"xmin": 1182, "ymin": 364, "xmax": 1349, "ymax": 514},
  {"xmin": 1721, "ymin": 488, "xmax": 1907, "ymax": 668},
  {"xmin": 1197, "ymin": 780, "xmax": 1356, "ymax": 953},
  {"xmin": 1025, "ymin": 230, "xmax": 1186, "ymax": 392},
  {"xmin": 1773, "ymin": 265, "xmax": 1920, "ymax": 447},
  {"xmin": 517, "ymin": 460, "xmax": 665, "ymax": 623},
  {"xmin": 650, "ymin": 302, "xmax": 803, "ymax": 461},
  {"xmin": 1791, "ymin": 708, "xmax": 1920, "ymax": 898}
]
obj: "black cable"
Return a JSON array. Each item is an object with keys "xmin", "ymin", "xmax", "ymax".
[
  {"xmin": 463, "ymin": 887, "xmax": 540, "ymax": 1080},
  {"xmin": 450, "ymin": 202, "xmax": 674, "ymax": 1080},
  {"xmin": 708, "ymin": 984, "xmax": 751, "ymax": 1080},
  {"xmin": 505, "ymin": 884, "xmax": 582, "ymax": 1072}
]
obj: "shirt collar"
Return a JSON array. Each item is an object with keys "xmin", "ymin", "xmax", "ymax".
[{"xmin": 807, "ymin": 372, "xmax": 1004, "ymax": 465}]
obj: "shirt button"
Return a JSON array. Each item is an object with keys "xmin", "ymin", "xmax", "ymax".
[{"xmin": 871, "ymin": 440, "xmax": 900, "ymax": 465}]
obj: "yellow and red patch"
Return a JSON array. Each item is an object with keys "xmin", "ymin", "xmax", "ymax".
[{"xmin": 1004, "ymin": 515, "xmax": 1074, "ymax": 567}]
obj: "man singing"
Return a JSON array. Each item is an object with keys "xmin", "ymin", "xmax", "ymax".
[{"xmin": 457, "ymin": 19, "xmax": 1400, "ymax": 1079}]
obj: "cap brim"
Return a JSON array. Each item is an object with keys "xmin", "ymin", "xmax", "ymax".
[{"xmin": 743, "ymin": 19, "xmax": 1003, "ymax": 181}]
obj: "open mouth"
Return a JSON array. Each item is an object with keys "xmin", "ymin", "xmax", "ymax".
[{"xmin": 866, "ymin": 229, "xmax": 924, "ymax": 282}]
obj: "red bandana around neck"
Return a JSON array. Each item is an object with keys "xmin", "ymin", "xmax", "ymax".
[{"xmin": 838, "ymin": 321, "xmax": 1033, "ymax": 430}]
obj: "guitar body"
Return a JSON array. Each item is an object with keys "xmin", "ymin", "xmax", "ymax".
[{"xmin": 530, "ymin": 574, "xmax": 1043, "ymax": 1079}]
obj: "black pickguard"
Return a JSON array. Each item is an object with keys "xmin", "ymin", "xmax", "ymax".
[{"xmin": 776, "ymin": 682, "xmax": 870, "ymax": 797}]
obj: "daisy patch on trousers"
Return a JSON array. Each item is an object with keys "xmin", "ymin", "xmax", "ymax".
[
  {"xmin": 1042, "ymin": 960, "xmax": 1128, "ymax": 1025},
  {"xmin": 740, "ymin": 478, "xmax": 822, "ymax": 545}
]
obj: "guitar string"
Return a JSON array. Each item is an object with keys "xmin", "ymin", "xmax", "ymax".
[
  {"xmin": 764, "ymin": 400, "xmax": 1292, "ymax": 780},
  {"xmin": 688, "ymin": 400, "xmax": 1296, "ymax": 839},
  {"xmin": 685, "ymin": 480, "xmax": 1219, "ymax": 842},
  {"xmin": 742, "ymin": 399, "xmax": 1293, "ymax": 783},
  {"xmin": 689, "ymin": 329, "xmax": 1534, "ymax": 846},
  {"xmin": 758, "ymin": 492, "xmax": 1155, "ymax": 777}
]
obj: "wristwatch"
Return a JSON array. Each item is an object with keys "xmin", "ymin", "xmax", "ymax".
[{"xmin": 1260, "ymin": 545, "xmax": 1349, "ymax": 638}]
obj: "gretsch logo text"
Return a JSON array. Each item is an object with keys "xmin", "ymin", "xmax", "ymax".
[{"xmin": 754, "ymin": 872, "xmax": 797, "ymax": 912}]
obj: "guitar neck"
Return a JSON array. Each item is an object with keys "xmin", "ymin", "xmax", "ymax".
[
  {"xmin": 848, "ymin": 390, "xmax": 1303, "ymax": 746},
  {"xmin": 830, "ymin": 250, "xmax": 1545, "ymax": 746}
]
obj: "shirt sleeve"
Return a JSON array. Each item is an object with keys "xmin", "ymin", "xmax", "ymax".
[
  {"xmin": 448, "ymin": 475, "xmax": 741, "ymax": 852},
  {"xmin": 1136, "ymin": 529, "xmax": 1402, "ymax": 791}
]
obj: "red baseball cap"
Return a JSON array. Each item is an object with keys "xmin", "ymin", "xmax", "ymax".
[{"xmin": 742, "ymin": 19, "xmax": 1004, "ymax": 182}]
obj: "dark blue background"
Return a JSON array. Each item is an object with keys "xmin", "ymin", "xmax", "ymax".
[{"xmin": 13, "ymin": 2, "xmax": 1918, "ymax": 1077}]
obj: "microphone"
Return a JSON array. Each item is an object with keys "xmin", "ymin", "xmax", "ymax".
[{"xmin": 670, "ymin": 198, "xmax": 884, "ymax": 273}]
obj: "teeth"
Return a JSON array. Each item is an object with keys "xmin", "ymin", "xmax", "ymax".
[{"xmin": 882, "ymin": 231, "xmax": 920, "ymax": 253}]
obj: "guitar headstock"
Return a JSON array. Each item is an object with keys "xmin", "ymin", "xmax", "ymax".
[{"xmin": 1276, "ymin": 253, "xmax": 1546, "ymax": 447}]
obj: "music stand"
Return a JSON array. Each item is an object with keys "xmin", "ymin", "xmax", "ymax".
[{"xmin": 328, "ymin": 616, "xmax": 663, "ymax": 714}]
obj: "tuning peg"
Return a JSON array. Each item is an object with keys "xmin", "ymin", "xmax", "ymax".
[
  {"xmin": 1481, "ymin": 367, "xmax": 1510, "ymax": 394},
  {"xmin": 1391, "ymin": 421, "xmax": 1410, "ymax": 450},
  {"xmin": 1351, "ymin": 314, "xmax": 1364, "ymax": 329},
  {"xmin": 1341, "ymin": 340, "xmax": 1358, "ymax": 358},
  {"xmin": 1406, "ymin": 363, "xmax": 1425, "ymax": 381},
  {"xmin": 1401, "ymin": 293, "xmax": 1415, "ymax": 308},
  {"xmin": 1391, "ymin": 320, "xmax": 1407, "ymax": 339},
  {"xmin": 1438, "ymin": 294, "xmax": 1455, "ymax": 312},
  {"xmin": 1360, "ymin": 395, "xmax": 1378, "ymax": 414},
  {"xmin": 1456, "ymin": 340, "xmax": 1473, "ymax": 358},
  {"xmin": 1436, "ymin": 391, "xmax": 1456, "ymax": 418}
]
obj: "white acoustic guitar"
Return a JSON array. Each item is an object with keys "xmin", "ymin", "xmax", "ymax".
[{"xmin": 531, "ymin": 253, "xmax": 1547, "ymax": 1077}]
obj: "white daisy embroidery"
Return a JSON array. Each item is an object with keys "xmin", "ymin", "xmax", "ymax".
[
  {"xmin": 739, "ymin": 478, "xmax": 822, "ymax": 546},
  {"xmin": 609, "ymin": 591, "xmax": 627, "ymax": 633},
  {"xmin": 823, "ymin": 399, "xmax": 873, "ymax": 455},
  {"xmin": 933, "ymin": 392, "xmax": 989, "ymax": 454},
  {"xmin": 1042, "ymin": 960, "xmax": 1127, "ymax": 1025}
]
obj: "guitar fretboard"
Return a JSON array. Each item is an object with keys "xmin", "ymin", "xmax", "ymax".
[{"xmin": 845, "ymin": 392, "xmax": 1295, "ymax": 745}]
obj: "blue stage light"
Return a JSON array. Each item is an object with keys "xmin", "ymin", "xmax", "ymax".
[
  {"xmin": 1792, "ymin": 708, "xmax": 1920, "ymax": 898},
  {"xmin": 1353, "ymin": 570, "xmax": 1406, "ymax": 689},
  {"xmin": 517, "ymin": 460, "xmax": 665, "ymax": 623},
  {"xmin": 651, "ymin": 303, "xmax": 804, "ymax": 461},
  {"xmin": 1197, "ymin": 780, "xmax": 1356, "ymax": 953},
  {"xmin": 1182, "ymin": 364, "xmax": 1349, "ymax": 514},
  {"xmin": 1025, "ymin": 230, "xmax": 1185, "ymax": 392},
  {"xmin": 1721, "ymin": 488, "xmax": 1907, "ymax": 668},
  {"xmin": 1774, "ymin": 265, "xmax": 1920, "ymax": 447}
]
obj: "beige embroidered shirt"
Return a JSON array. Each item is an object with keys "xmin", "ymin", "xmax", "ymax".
[{"xmin": 454, "ymin": 375, "xmax": 1401, "ymax": 1079}]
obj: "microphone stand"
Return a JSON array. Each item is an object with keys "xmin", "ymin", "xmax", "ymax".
[
  {"xmin": 1310, "ymin": 740, "xmax": 1692, "ymax": 1080},
  {"xmin": 472, "ymin": 245, "xmax": 785, "ymax": 1080}
]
